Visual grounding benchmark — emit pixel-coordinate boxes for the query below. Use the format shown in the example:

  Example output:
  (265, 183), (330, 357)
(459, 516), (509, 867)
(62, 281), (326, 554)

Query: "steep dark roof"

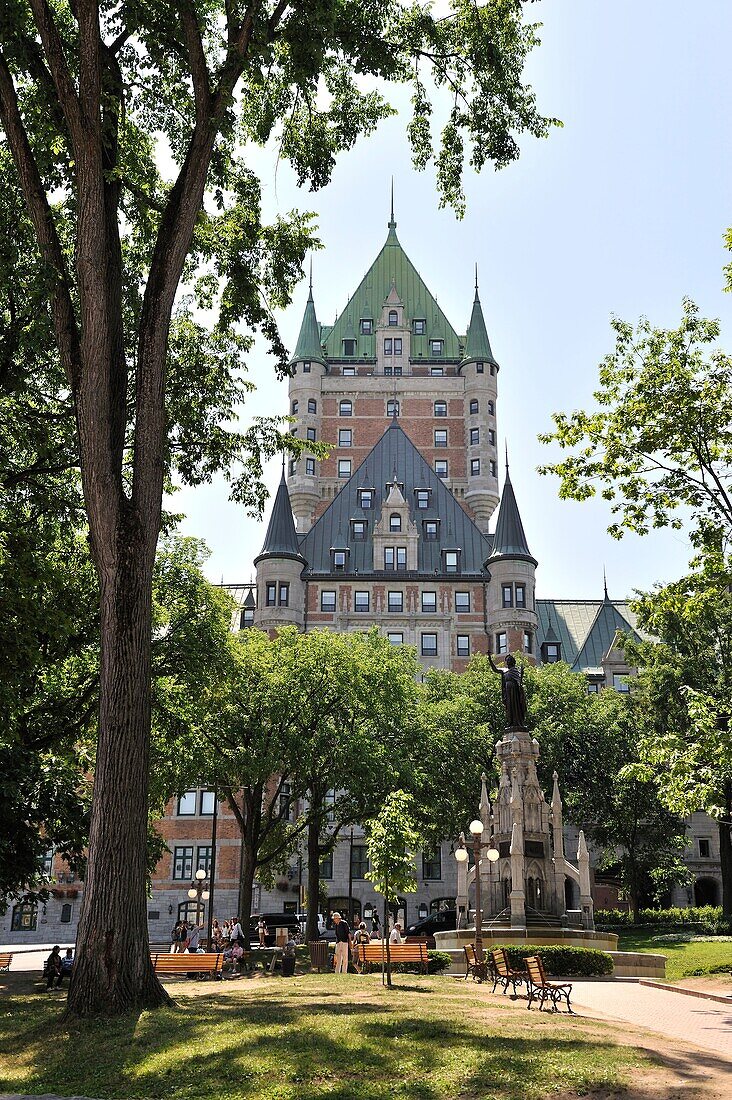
(490, 463), (535, 563)
(299, 421), (493, 576)
(536, 599), (644, 670)
(255, 469), (305, 565)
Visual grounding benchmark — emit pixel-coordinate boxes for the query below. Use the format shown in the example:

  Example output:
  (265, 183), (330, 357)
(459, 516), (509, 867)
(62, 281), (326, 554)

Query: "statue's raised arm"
(487, 651), (501, 675)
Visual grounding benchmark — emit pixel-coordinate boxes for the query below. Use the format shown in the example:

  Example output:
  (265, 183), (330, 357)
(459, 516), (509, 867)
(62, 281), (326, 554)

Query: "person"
(60, 948), (74, 980)
(175, 921), (188, 953)
(43, 945), (63, 990)
(371, 910), (380, 938)
(211, 919), (222, 949)
(389, 922), (403, 945)
(170, 919), (181, 952)
(282, 933), (297, 977)
(332, 911), (351, 974)
(352, 921), (370, 971)
(230, 915), (244, 948)
(187, 923), (201, 953)
(257, 917), (268, 947)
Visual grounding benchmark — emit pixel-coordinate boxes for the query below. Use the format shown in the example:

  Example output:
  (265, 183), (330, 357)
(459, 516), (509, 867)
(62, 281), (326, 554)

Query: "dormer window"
(423, 520), (439, 540)
(389, 513), (402, 532)
(387, 399), (400, 418)
(415, 488), (431, 510)
(430, 340), (443, 356)
(384, 546), (407, 570)
(442, 549), (460, 574)
(331, 547), (349, 570)
(413, 319), (426, 335)
(351, 520), (367, 540)
(343, 339), (356, 356)
(388, 310), (398, 326)
(240, 608), (254, 628)
(361, 319), (372, 335)
(541, 640), (561, 664)
(358, 488), (375, 509)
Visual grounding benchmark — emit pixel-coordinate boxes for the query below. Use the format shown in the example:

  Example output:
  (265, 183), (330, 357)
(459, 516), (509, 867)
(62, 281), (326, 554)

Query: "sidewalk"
(571, 978), (732, 1061)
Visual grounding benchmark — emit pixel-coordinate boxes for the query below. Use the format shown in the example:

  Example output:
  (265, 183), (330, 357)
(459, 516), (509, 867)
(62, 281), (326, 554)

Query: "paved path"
(571, 979), (732, 1060)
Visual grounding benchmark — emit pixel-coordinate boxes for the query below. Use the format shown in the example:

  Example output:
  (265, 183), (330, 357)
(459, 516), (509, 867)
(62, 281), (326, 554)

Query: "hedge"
(596, 906), (722, 927)
(360, 950), (453, 976)
(498, 944), (614, 977)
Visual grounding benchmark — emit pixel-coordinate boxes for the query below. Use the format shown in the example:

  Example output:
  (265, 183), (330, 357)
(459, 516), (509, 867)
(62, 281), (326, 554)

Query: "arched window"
(387, 399), (399, 418)
(339, 400), (352, 417)
(178, 901), (205, 925)
(11, 900), (37, 931)
(388, 309), (398, 326)
(389, 513), (402, 532)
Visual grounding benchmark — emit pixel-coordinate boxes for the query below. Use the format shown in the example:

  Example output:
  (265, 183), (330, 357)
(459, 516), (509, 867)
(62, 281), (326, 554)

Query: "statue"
(488, 652), (527, 729)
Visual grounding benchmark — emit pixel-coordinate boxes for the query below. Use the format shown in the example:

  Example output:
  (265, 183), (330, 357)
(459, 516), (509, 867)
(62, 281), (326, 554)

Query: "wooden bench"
(357, 942), (429, 974)
(525, 955), (573, 1013)
(490, 947), (525, 997)
(308, 941), (330, 973)
(0, 953), (12, 973)
(464, 943), (489, 982)
(151, 952), (223, 979)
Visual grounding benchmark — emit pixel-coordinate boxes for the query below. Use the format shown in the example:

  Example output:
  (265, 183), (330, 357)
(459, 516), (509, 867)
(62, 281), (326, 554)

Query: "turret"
(287, 264), (326, 532)
(487, 453), (539, 662)
(254, 464), (307, 634)
(462, 270), (500, 531)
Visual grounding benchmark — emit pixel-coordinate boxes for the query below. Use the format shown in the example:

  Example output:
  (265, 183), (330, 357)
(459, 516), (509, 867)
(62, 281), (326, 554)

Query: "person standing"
(257, 917), (268, 947)
(230, 915), (244, 948)
(371, 910), (380, 939)
(332, 912), (351, 974)
(352, 922), (370, 971)
(187, 923), (201, 953)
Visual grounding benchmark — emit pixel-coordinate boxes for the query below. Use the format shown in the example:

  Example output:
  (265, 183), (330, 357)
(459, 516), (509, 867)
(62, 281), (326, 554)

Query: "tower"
(461, 270), (500, 531)
(487, 455), (539, 661)
(253, 465), (307, 633)
(287, 266), (326, 532)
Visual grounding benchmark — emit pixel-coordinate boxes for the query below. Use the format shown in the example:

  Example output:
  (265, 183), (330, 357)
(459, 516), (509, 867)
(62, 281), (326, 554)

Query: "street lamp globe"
(187, 888), (197, 900)
(454, 846), (469, 863)
(469, 819), (484, 836)
(195, 868), (207, 881)
(201, 890), (210, 901)
(486, 847), (500, 862)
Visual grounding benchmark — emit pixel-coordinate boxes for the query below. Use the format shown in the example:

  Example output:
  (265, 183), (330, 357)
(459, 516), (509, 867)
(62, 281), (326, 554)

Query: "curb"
(639, 979), (732, 1005)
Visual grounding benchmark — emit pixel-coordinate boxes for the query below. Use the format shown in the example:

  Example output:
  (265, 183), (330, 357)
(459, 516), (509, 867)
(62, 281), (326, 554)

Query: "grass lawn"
(0, 972), (688, 1100)
(617, 930), (732, 982)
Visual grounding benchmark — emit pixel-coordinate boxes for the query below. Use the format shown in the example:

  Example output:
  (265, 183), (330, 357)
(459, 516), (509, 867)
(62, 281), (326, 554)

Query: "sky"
(170, 0), (732, 600)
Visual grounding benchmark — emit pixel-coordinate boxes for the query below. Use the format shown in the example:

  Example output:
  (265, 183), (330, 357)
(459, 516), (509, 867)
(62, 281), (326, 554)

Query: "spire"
(290, 262), (325, 365)
(389, 177), (396, 229)
(462, 274), (498, 367)
(490, 459), (536, 562)
(603, 567), (609, 602)
(254, 466), (304, 563)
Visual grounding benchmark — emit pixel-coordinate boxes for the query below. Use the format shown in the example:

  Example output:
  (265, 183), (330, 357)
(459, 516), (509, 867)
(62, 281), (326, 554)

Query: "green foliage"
(365, 790), (420, 904)
(596, 905), (724, 928)
(360, 950), (452, 975)
(499, 944), (614, 977)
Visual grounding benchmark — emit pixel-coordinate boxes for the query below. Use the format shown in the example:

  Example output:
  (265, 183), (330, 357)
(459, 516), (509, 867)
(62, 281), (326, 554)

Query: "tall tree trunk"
(384, 889), (392, 989)
(720, 781), (732, 917)
(238, 835), (257, 949)
(306, 812), (322, 943)
(65, 551), (169, 1016)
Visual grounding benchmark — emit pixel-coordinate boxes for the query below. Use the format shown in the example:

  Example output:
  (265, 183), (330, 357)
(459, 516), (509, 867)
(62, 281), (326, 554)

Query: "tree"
(365, 790), (420, 987)
(0, 0), (555, 1014)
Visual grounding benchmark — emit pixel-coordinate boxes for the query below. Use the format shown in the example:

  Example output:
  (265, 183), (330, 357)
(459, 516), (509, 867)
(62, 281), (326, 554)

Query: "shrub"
(499, 945), (614, 977)
(596, 906), (723, 928)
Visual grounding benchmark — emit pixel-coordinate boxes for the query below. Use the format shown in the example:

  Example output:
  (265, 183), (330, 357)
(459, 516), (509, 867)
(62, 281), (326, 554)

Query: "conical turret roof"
(290, 272), (325, 366)
(462, 277), (498, 367)
(490, 458), (536, 563)
(254, 467), (306, 564)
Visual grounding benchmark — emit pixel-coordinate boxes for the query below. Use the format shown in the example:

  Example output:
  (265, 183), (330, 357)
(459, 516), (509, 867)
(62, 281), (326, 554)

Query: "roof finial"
(281, 450), (286, 477)
(475, 262), (479, 292)
(603, 566), (609, 601)
(505, 441), (509, 472)
(389, 177), (396, 230)
(308, 255), (313, 293)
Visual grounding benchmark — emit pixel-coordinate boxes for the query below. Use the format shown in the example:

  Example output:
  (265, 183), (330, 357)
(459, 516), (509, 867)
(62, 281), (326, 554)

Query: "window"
(384, 365), (392, 376)
(502, 584), (513, 608)
(279, 782), (292, 820)
(343, 338), (356, 356)
(423, 520), (439, 540)
(359, 488), (374, 509)
(388, 591), (404, 613)
(196, 846), (212, 875)
(325, 789), (337, 822)
(613, 673), (630, 693)
(178, 901), (205, 925)
(384, 546), (407, 570)
(387, 399), (400, 418)
(490, 364), (495, 375)
(443, 550), (459, 573)
(240, 607), (254, 628)
(414, 318), (426, 335)
(177, 791), (197, 816)
(476, 362), (484, 374)
(469, 399), (479, 414)
(321, 590), (336, 612)
(307, 398), (317, 414)
(430, 366), (444, 376)
(389, 513), (402, 532)
(544, 643), (560, 663)
(435, 460), (448, 478)
(361, 318), (372, 334)
(339, 400), (352, 416)
(200, 790), (216, 815)
(470, 459), (480, 476)
(457, 635), (470, 657)
(421, 591), (437, 613)
(394, 338), (402, 355)
(291, 399), (298, 414)
(351, 520), (367, 540)
(320, 852), (333, 879)
(306, 458), (316, 475)
(338, 459), (351, 478)
(490, 460), (497, 477)
(266, 583), (277, 607)
(422, 850), (442, 879)
(332, 549), (347, 570)
(42, 848), (54, 877)
(289, 459), (296, 477)
(434, 401), (447, 417)
(587, 682), (600, 694)
(394, 365), (402, 376)
(343, 366), (356, 376)
(523, 631), (533, 654)
(339, 429), (352, 447)
(496, 632), (508, 655)
(434, 429), (447, 448)
(430, 340), (443, 356)
(416, 489), (430, 509)
(307, 427), (317, 442)
(384, 338), (393, 355)
(388, 632), (404, 646)
(11, 901), (37, 931)
(388, 310), (398, 326)
(488, 400), (495, 415)
(351, 844), (369, 878)
(303, 361), (311, 373)
(699, 838), (711, 858)
(488, 429), (496, 445)
(421, 633), (438, 657)
(455, 591), (470, 612)
(397, 547), (407, 569)
(60, 903), (73, 924)
(470, 428), (479, 445)
(173, 846), (194, 880)
(354, 591), (370, 612)
(278, 583), (289, 607)
(515, 584), (526, 609)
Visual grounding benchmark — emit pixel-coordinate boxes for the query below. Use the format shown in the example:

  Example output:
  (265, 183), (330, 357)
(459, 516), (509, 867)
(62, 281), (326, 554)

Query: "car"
(404, 909), (456, 948)
(249, 913), (300, 947)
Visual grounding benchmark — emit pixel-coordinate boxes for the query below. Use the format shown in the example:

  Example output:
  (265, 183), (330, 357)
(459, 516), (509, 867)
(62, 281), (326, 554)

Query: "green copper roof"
(536, 599), (643, 671)
(463, 286), (498, 366)
(323, 219), (463, 361)
(290, 278), (326, 365)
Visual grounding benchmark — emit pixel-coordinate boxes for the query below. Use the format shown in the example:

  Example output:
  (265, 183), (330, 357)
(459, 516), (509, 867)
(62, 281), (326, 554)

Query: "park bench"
(525, 955), (573, 1013)
(356, 942), (429, 974)
(150, 952), (223, 979)
(490, 947), (525, 997)
(0, 953), (12, 973)
(308, 941), (330, 973)
(463, 943), (489, 982)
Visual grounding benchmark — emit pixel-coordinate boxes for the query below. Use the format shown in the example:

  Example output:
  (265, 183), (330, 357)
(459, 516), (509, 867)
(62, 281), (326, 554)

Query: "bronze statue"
(488, 652), (527, 729)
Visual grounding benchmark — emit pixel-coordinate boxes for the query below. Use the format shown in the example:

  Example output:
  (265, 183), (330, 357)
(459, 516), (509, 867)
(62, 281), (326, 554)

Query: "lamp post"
(187, 867), (210, 933)
(454, 820), (500, 961)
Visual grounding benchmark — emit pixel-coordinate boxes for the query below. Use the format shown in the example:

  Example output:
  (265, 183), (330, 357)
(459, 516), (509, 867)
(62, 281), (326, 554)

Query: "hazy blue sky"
(171, 1), (732, 599)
